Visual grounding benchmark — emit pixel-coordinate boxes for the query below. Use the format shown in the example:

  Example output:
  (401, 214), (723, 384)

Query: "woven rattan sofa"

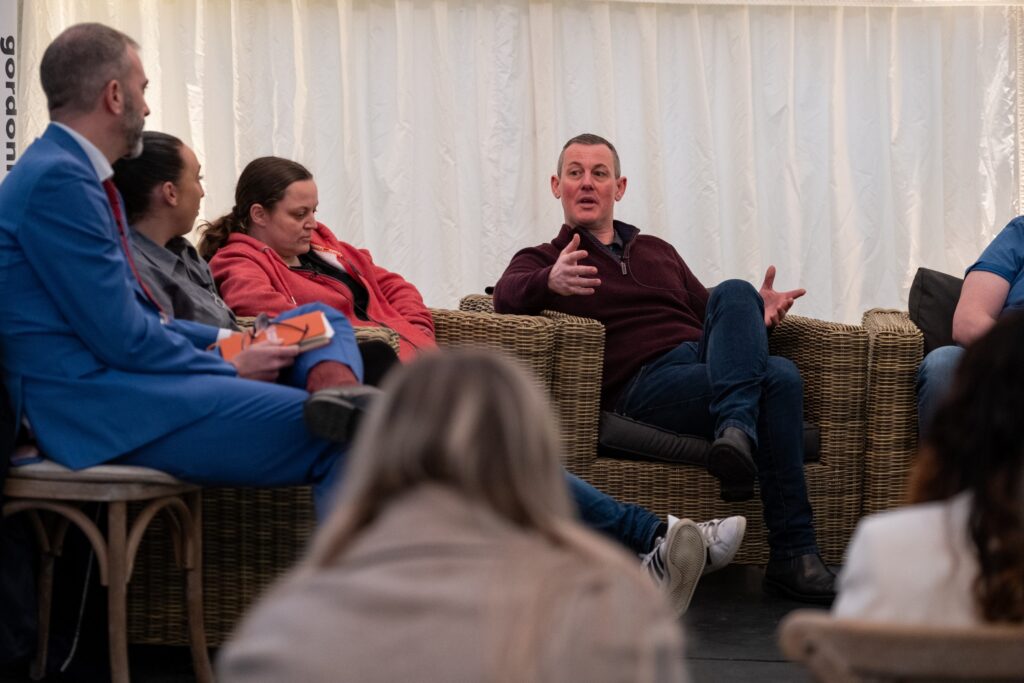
(126, 304), (923, 646)
(457, 296), (905, 567)
(455, 300), (924, 560)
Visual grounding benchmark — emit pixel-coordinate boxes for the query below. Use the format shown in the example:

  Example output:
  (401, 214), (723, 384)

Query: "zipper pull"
(620, 260), (627, 275)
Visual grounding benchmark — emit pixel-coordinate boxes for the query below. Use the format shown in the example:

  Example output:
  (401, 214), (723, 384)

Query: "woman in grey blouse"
(113, 130), (237, 329)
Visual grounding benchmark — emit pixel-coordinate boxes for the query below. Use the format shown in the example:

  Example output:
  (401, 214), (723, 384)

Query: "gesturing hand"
(548, 233), (602, 296)
(759, 265), (806, 329)
(229, 341), (301, 382)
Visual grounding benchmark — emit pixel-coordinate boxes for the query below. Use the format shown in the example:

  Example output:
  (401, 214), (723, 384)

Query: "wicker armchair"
(459, 295), (874, 566)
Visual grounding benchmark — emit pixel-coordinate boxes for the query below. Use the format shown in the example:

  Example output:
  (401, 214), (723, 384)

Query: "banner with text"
(0, 0), (16, 182)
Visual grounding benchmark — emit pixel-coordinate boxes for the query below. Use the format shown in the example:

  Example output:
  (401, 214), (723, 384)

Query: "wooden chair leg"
(29, 545), (56, 680)
(107, 501), (130, 683)
(184, 491), (213, 683)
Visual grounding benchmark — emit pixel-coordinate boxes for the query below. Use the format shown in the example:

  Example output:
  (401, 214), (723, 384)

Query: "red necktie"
(102, 178), (167, 318)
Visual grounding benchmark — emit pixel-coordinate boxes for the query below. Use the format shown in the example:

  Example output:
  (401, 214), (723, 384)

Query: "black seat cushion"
(908, 267), (964, 355)
(598, 411), (821, 465)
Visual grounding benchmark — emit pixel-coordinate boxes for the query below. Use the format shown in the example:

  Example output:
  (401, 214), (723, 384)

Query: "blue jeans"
(566, 472), (661, 554)
(916, 345), (963, 440)
(118, 303), (364, 522)
(615, 280), (818, 560)
(278, 303), (364, 386)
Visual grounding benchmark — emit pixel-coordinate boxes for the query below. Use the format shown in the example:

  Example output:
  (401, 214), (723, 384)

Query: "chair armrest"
(769, 314), (870, 459)
(539, 310), (605, 469)
(860, 308), (923, 515)
(453, 298), (604, 466)
(457, 294), (496, 314)
(353, 325), (400, 355)
(767, 314), (870, 560)
(768, 314), (870, 464)
(430, 308), (555, 395)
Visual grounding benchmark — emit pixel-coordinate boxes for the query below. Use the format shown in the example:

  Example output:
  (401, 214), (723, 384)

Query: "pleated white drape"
(16, 1), (1021, 322)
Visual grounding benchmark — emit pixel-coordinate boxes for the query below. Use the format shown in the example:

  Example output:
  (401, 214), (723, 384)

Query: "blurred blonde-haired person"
(218, 350), (689, 682)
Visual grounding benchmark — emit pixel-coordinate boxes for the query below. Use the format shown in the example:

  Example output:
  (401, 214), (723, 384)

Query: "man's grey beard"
(121, 91), (145, 159)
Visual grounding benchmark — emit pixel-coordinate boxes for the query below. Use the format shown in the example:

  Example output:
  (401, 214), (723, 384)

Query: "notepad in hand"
(213, 310), (335, 361)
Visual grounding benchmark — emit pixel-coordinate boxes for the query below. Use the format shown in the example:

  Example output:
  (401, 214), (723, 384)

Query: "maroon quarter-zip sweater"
(494, 221), (709, 410)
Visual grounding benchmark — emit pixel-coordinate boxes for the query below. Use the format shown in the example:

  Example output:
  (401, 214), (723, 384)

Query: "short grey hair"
(557, 133), (621, 178)
(40, 23), (138, 116)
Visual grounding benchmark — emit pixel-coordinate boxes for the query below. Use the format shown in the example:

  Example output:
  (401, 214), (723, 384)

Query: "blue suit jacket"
(0, 124), (236, 468)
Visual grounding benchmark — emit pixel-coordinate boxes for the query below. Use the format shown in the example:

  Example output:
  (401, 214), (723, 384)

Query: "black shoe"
(763, 553), (836, 605)
(708, 427), (757, 502)
(303, 385), (382, 443)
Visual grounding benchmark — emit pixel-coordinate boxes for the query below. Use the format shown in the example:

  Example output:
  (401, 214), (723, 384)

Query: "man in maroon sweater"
(494, 134), (835, 604)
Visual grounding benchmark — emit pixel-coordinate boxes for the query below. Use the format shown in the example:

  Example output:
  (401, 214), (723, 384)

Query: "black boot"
(303, 385), (382, 443)
(763, 553), (836, 605)
(708, 427), (757, 502)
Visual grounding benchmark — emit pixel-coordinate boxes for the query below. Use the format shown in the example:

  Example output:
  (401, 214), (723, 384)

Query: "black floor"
(0, 564), (822, 682)
(685, 564), (817, 682)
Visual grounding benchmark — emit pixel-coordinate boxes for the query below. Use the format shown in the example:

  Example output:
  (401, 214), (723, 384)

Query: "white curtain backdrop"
(16, 1), (1021, 322)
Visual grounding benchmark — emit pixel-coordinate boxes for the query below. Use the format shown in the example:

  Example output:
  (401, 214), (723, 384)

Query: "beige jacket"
(218, 485), (687, 682)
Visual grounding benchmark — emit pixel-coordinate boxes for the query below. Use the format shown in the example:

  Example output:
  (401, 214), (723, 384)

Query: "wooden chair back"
(779, 609), (1024, 682)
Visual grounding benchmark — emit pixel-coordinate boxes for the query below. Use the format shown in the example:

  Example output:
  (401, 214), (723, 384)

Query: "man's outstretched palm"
(760, 265), (806, 328)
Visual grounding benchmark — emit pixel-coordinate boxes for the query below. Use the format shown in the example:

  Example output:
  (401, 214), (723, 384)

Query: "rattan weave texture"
(861, 309), (923, 515)
(458, 296), (871, 565)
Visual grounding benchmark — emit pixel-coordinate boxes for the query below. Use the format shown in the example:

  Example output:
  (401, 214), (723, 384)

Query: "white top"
(833, 491), (980, 626)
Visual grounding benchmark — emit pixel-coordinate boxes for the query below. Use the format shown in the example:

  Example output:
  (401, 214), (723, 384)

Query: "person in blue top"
(0, 22), (364, 518)
(917, 216), (1024, 436)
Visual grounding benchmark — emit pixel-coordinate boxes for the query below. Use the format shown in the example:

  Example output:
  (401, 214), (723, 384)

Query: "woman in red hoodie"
(201, 157), (435, 362)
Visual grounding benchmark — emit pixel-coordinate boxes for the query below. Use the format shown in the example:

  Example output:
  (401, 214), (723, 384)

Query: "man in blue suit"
(0, 23), (358, 516)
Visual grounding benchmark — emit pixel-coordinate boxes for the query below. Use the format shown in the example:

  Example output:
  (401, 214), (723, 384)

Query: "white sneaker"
(641, 518), (705, 616)
(696, 515), (746, 575)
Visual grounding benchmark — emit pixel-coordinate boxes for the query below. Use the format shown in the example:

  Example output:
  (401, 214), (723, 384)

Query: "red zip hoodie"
(210, 223), (435, 361)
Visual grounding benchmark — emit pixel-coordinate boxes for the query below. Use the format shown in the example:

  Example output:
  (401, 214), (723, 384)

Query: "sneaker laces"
(640, 536), (668, 583)
(696, 519), (720, 565)
(696, 518), (722, 544)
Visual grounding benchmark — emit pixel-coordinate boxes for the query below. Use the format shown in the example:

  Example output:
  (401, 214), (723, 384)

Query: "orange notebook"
(212, 310), (335, 361)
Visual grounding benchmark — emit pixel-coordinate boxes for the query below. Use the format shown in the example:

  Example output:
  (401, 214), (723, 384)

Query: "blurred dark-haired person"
(834, 312), (1024, 625)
